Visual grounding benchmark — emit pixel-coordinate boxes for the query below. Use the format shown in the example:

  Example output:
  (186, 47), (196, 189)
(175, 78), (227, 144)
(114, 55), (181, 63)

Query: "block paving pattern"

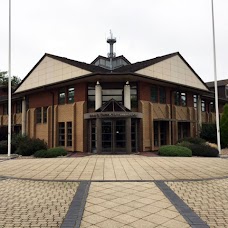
(80, 182), (190, 228)
(0, 179), (78, 228)
(167, 179), (228, 228)
(1, 156), (228, 181)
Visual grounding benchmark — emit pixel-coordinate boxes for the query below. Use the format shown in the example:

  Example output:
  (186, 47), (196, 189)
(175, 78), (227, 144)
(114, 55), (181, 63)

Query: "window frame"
(67, 122), (72, 147)
(68, 87), (75, 103)
(58, 88), (66, 104)
(58, 122), (65, 146)
(36, 107), (42, 123)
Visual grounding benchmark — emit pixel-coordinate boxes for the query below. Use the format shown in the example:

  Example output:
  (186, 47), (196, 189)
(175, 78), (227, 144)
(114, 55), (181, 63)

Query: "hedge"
(158, 145), (192, 157)
(34, 147), (67, 158)
(188, 144), (219, 157)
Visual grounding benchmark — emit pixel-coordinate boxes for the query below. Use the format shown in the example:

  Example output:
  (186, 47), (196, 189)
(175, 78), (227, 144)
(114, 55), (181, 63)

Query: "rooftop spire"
(107, 30), (116, 70)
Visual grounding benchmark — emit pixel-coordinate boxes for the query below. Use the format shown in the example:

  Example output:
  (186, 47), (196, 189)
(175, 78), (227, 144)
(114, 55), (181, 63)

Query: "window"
(181, 93), (187, 106)
(151, 86), (158, 103)
(58, 122), (65, 146)
(178, 122), (190, 140)
(16, 101), (22, 113)
(58, 88), (66, 104)
(131, 84), (138, 108)
(102, 89), (123, 104)
(36, 107), (42, 123)
(209, 101), (215, 112)
(193, 95), (198, 109)
(43, 107), (48, 123)
(201, 100), (206, 112)
(226, 84), (228, 99)
(154, 121), (167, 147)
(174, 91), (187, 106)
(88, 84), (95, 108)
(68, 87), (74, 103)
(159, 87), (166, 104)
(3, 104), (8, 115)
(67, 122), (72, 147)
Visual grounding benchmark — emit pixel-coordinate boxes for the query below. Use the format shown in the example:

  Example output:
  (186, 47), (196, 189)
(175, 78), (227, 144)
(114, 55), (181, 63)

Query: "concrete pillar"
(21, 98), (26, 135)
(197, 95), (202, 129)
(126, 118), (132, 153)
(124, 81), (131, 110)
(95, 81), (102, 110)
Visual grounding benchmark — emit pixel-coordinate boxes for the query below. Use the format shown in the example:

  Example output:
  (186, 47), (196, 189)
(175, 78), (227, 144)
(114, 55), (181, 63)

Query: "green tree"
(220, 104), (228, 148)
(0, 70), (21, 87)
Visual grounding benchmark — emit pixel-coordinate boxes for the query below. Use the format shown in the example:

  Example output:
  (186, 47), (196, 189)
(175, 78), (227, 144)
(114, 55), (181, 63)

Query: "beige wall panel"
(15, 56), (91, 93)
(15, 113), (22, 125)
(176, 106), (188, 120)
(57, 104), (74, 122)
(36, 124), (48, 143)
(136, 55), (208, 91)
(2, 115), (8, 125)
(153, 104), (167, 119)
(75, 101), (85, 152)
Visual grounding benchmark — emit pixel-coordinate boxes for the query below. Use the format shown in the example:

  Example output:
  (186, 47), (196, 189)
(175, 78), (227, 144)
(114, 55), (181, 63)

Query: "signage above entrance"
(84, 112), (143, 119)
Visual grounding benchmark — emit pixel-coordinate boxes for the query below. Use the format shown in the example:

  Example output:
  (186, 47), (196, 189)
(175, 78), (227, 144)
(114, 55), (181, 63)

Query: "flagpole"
(8, 0), (11, 157)
(211, 0), (221, 154)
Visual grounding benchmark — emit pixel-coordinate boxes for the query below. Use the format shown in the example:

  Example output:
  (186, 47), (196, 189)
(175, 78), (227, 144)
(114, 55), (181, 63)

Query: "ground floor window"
(58, 122), (65, 146)
(178, 122), (190, 140)
(154, 121), (168, 147)
(67, 122), (72, 147)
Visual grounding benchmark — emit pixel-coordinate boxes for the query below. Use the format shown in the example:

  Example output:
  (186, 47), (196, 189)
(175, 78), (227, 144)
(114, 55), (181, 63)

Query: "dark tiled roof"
(91, 55), (131, 65)
(113, 52), (178, 72)
(46, 53), (108, 73)
(206, 79), (228, 87)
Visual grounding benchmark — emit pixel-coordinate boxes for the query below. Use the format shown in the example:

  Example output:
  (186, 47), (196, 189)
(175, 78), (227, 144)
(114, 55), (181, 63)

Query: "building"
(206, 79), (228, 100)
(0, 36), (227, 153)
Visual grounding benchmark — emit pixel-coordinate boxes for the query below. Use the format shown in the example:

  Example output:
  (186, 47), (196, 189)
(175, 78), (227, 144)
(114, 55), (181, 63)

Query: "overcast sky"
(0, 0), (227, 83)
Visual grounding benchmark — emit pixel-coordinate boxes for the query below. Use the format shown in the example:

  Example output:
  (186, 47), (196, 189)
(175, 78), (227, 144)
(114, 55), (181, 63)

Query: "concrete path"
(0, 155), (228, 227)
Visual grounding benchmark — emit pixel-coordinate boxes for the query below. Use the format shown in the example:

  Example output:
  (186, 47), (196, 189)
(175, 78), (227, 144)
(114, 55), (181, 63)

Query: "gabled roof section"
(96, 99), (131, 112)
(113, 52), (178, 72)
(15, 53), (107, 93)
(207, 79), (228, 88)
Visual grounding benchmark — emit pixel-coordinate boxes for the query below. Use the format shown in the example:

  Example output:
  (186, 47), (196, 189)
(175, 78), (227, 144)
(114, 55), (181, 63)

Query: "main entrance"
(102, 120), (126, 153)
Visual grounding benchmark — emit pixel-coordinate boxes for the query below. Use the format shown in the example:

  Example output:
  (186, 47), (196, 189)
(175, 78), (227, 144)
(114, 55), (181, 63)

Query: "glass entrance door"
(101, 120), (126, 153)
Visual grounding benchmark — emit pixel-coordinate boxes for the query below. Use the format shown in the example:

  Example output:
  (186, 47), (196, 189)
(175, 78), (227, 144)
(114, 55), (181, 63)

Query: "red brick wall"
(138, 82), (150, 101)
(29, 91), (53, 108)
(187, 92), (194, 107)
(75, 83), (87, 102)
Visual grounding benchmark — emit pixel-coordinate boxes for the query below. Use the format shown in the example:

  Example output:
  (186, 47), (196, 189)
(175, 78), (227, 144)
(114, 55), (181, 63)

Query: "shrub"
(200, 124), (217, 144)
(188, 144), (219, 157)
(15, 136), (47, 156)
(178, 137), (205, 145)
(158, 145), (192, 157)
(0, 140), (8, 154)
(221, 104), (228, 148)
(176, 141), (193, 148)
(34, 147), (67, 158)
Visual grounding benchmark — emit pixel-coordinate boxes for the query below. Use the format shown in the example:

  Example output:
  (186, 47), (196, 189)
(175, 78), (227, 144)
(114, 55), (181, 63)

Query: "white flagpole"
(8, 0), (11, 157)
(211, 0), (221, 154)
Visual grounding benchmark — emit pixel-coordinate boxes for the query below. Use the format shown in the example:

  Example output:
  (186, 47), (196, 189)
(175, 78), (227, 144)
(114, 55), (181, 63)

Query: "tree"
(0, 70), (21, 87)
(220, 104), (228, 148)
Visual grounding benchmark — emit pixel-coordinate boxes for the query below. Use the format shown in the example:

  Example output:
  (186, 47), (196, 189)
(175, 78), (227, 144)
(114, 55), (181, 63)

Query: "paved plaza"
(0, 155), (228, 227)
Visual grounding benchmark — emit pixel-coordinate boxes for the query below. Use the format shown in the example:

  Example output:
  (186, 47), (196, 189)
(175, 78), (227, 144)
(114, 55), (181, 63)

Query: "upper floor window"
(68, 87), (74, 103)
(43, 107), (48, 123)
(226, 84), (228, 99)
(36, 107), (42, 123)
(151, 86), (166, 104)
(193, 95), (198, 109)
(58, 88), (66, 104)
(209, 101), (215, 112)
(88, 84), (95, 108)
(201, 100), (206, 112)
(131, 84), (138, 108)
(16, 101), (22, 113)
(151, 86), (158, 103)
(174, 91), (187, 106)
(3, 103), (8, 115)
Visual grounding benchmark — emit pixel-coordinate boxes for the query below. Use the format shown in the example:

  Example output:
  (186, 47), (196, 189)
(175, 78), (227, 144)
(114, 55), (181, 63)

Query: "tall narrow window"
(16, 101), (22, 113)
(154, 121), (159, 147)
(201, 100), (206, 112)
(88, 84), (95, 108)
(174, 91), (180, 105)
(43, 107), (48, 123)
(151, 86), (158, 103)
(67, 122), (72, 147)
(36, 107), (42, 123)
(181, 92), (187, 106)
(159, 87), (166, 104)
(68, 87), (74, 103)
(193, 95), (198, 109)
(58, 122), (65, 146)
(3, 104), (8, 115)
(226, 84), (228, 99)
(131, 84), (138, 108)
(58, 88), (66, 104)
(209, 101), (215, 112)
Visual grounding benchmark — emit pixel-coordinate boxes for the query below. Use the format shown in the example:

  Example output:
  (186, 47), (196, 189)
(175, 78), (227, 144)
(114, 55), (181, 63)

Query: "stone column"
(197, 95), (202, 129)
(124, 81), (131, 110)
(126, 118), (132, 153)
(21, 98), (26, 135)
(95, 81), (102, 110)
